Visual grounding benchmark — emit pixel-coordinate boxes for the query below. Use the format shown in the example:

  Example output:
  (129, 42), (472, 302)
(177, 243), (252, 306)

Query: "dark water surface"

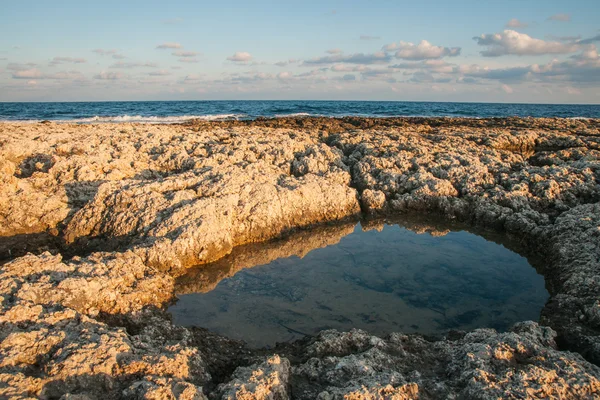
(1, 100), (599, 122)
(169, 220), (549, 348)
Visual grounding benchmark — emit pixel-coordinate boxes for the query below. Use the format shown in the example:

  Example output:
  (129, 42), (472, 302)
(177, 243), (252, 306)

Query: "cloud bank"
(383, 40), (461, 60)
(474, 30), (579, 56)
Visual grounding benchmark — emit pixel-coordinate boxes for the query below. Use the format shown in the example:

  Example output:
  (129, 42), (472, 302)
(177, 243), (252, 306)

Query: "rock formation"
(0, 117), (599, 398)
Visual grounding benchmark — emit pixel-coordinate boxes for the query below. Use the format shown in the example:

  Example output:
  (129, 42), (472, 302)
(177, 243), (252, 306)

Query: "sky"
(1, 0), (599, 103)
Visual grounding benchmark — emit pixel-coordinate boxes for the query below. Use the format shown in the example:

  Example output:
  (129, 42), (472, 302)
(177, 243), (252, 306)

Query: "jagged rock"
(0, 304), (210, 399)
(0, 252), (173, 316)
(291, 324), (600, 399)
(360, 189), (386, 212)
(215, 355), (290, 400)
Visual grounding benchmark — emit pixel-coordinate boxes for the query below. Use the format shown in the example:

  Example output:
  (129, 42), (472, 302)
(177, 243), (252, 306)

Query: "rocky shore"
(1, 117), (599, 399)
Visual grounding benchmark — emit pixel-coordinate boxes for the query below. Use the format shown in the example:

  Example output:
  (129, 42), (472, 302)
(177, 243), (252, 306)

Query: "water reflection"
(170, 217), (549, 348)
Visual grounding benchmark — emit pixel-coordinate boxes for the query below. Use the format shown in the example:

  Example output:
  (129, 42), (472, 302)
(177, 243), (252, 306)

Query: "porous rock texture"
(0, 117), (599, 399)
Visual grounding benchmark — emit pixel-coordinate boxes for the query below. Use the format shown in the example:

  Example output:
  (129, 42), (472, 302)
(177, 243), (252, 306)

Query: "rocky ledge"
(0, 117), (599, 399)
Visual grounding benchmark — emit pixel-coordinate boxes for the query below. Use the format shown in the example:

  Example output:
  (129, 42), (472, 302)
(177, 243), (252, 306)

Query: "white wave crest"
(0, 114), (249, 124)
(64, 114), (247, 123)
(273, 112), (316, 118)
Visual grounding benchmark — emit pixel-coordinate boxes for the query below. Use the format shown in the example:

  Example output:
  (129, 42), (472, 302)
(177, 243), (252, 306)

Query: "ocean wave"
(65, 114), (248, 123)
(273, 112), (320, 118)
(0, 114), (249, 124)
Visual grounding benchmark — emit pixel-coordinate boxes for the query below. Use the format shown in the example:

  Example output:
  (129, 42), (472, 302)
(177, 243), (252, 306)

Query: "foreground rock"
(0, 117), (599, 398)
(288, 324), (600, 399)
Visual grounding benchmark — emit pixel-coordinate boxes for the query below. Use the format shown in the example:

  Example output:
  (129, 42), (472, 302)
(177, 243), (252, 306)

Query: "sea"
(0, 100), (599, 122)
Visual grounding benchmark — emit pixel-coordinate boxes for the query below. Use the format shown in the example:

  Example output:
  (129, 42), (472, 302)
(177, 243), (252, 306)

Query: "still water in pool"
(169, 219), (549, 348)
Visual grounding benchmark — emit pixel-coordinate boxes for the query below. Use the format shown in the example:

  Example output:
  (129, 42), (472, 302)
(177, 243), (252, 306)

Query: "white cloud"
(172, 51), (200, 57)
(326, 48), (343, 54)
(383, 40), (461, 60)
(474, 30), (579, 56)
(459, 49), (600, 84)
(571, 44), (599, 61)
(329, 64), (393, 81)
(227, 52), (253, 62)
(501, 84), (514, 93)
(547, 14), (570, 22)
(304, 52), (391, 65)
(390, 59), (455, 73)
(112, 54), (126, 60)
(178, 58), (199, 63)
(156, 42), (182, 49)
(506, 18), (527, 28)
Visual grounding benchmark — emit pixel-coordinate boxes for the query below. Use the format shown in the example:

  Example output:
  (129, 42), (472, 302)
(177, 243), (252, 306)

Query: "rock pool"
(170, 219), (549, 347)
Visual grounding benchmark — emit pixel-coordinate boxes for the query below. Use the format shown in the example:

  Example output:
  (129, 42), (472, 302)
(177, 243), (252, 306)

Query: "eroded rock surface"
(1, 118), (599, 398)
(289, 323), (600, 399)
(215, 355), (290, 400)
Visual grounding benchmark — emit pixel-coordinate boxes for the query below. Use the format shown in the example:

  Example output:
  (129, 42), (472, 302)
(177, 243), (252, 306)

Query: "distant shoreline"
(0, 115), (598, 125)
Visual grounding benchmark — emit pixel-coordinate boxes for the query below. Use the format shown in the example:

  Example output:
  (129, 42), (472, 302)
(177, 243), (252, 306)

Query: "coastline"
(1, 117), (599, 398)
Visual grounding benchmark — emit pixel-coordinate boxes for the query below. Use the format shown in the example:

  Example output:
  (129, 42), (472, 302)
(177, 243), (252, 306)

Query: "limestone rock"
(215, 355), (290, 400)
(1, 118), (600, 398)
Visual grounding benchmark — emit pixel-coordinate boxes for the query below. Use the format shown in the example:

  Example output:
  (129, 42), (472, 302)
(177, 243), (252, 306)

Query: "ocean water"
(169, 220), (549, 348)
(0, 100), (598, 122)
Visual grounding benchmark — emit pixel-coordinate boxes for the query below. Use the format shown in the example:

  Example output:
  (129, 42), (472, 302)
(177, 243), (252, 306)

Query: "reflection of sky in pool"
(169, 221), (549, 348)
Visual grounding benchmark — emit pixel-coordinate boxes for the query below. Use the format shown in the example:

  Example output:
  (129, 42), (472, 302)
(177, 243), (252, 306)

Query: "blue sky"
(1, 0), (599, 103)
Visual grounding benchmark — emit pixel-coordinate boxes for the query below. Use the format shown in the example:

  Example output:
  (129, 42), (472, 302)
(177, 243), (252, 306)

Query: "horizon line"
(1, 99), (599, 106)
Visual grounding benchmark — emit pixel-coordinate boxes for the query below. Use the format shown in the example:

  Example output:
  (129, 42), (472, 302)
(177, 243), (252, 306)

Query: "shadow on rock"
(15, 153), (55, 178)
